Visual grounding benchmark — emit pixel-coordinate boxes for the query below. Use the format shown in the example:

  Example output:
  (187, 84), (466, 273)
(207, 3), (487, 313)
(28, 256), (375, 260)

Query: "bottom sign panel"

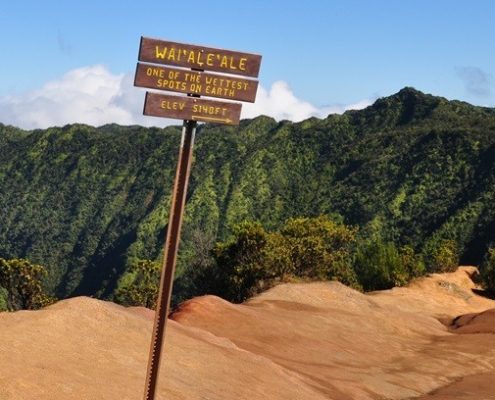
(143, 92), (242, 125)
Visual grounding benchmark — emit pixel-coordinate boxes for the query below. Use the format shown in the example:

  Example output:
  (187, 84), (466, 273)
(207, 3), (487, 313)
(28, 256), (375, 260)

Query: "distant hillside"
(1, 87), (495, 299)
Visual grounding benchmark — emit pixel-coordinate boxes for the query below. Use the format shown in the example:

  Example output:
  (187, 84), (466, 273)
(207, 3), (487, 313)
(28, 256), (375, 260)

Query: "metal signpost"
(134, 36), (261, 400)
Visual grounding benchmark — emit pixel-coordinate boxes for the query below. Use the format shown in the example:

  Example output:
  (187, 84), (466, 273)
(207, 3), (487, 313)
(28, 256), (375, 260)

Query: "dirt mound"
(1, 267), (495, 399)
(450, 308), (495, 334)
(410, 371), (495, 399)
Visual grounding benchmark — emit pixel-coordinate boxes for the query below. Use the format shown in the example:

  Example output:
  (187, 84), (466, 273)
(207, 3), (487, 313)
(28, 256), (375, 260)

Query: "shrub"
(277, 216), (359, 288)
(0, 257), (56, 311)
(114, 260), (161, 309)
(0, 287), (8, 312)
(186, 217), (426, 303)
(400, 245), (426, 278)
(202, 217), (361, 303)
(427, 239), (459, 272)
(480, 247), (495, 291)
(354, 241), (425, 291)
(354, 240), (402, 291)
(212, 221), (270, 302)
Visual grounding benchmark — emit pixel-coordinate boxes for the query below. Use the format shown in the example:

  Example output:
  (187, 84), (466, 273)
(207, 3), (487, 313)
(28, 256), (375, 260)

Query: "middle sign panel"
(135, 63), (258, 103)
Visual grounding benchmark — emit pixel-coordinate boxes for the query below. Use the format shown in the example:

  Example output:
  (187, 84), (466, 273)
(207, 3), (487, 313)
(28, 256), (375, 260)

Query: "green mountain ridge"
(1, 87), (495, 299)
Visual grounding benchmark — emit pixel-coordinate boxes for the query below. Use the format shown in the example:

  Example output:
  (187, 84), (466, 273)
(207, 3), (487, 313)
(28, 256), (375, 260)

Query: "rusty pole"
(143, 119), (197, 400)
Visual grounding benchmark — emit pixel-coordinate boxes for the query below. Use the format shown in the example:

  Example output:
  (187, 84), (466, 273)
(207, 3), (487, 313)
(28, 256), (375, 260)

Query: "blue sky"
(0, 0), (494, 128)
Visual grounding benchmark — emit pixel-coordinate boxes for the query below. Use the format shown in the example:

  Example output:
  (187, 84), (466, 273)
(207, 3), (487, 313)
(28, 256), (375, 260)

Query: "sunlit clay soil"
(1, 267), (494, 399)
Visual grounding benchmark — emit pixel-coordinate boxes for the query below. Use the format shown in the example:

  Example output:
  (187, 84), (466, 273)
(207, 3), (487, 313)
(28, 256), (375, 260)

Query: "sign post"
(143, 118), (196, 400)
(134, 37), (261, 400)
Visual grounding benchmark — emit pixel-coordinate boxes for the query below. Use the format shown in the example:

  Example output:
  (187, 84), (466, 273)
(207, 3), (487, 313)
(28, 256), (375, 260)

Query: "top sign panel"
(139, 37), (262, 78)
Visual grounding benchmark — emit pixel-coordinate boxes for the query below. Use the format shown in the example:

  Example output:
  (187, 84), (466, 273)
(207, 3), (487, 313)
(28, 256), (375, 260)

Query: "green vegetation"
(1, 87), (495, 303)
(354, 240), (424, 291)
(481, 247), (495, 291)
(177, 216), (422, 304)
(424, 239), (460, 273)
(115, 259), (161, 309)
(0, 257), (56, 311)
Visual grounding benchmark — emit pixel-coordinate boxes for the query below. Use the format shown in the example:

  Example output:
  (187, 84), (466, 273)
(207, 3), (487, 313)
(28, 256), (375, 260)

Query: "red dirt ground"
(1, 266), (494, 399)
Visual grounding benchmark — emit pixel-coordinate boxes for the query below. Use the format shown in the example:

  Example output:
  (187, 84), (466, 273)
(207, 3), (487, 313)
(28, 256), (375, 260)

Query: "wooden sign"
(143, 92), (242, 125)
(137, 36), (262, 400)
(134, 63), (258, 103)
(139, 37), (262, 78)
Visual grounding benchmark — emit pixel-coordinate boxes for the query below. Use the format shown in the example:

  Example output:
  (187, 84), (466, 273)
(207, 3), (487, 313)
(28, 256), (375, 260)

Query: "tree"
(354, 240), (402, 291)
(426, 239), (459, 272)
(264, 232), (292, 280)
(114, 260), (161, 309)
(278, 216), (359, 288)
(480, 247), (495, 291)
(172, 228), (216, 305)
(212, 221), (270, 302)
(0, 287), (8, 312)
(354, 240), (424, 291)
(201, 217), (361, 303)
(400, 245), (425, 278)
(0, 257), (56, 311)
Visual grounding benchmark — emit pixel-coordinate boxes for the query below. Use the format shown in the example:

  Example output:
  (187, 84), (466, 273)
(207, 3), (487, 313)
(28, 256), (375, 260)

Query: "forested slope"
(1, 87), (495, 299)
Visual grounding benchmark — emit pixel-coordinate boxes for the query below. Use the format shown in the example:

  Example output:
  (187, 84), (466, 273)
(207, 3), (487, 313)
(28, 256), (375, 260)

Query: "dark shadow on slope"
(471, 288), (495, 301)
(70, 229), (138, 298)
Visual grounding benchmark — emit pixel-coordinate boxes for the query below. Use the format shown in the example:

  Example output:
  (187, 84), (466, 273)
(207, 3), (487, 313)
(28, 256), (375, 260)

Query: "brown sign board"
(139, 37), (262, 78)
(135, 63), (258, 103)
(144, 92), (242, 125)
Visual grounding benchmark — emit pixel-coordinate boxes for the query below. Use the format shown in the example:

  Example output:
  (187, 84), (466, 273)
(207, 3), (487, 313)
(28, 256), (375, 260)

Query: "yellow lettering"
(147, 68), (164, 78)
(191, 104), (229, 117)
(185, 73), (200, 83)
(187, 51), (196, 64)
(155, 46), (167, 59)
(218, 56), (243, 71)
(168, 70), (180, 80)
(239, 58), (247, 71)
(220, 56), (228, 69)
(206, 53), (214, 66)
(160, 100), (185, 110)
(168, 48), (176, 61)
(196, 51), (204, 67)
(190, 84), (202, 93)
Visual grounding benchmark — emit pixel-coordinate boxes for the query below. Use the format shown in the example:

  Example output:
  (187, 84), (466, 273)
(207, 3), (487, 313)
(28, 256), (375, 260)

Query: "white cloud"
(0, 65), (372, 129)
(242, 81), (321, 121)
(242, 80), (372, 121)
(0, 65), (163, 129)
